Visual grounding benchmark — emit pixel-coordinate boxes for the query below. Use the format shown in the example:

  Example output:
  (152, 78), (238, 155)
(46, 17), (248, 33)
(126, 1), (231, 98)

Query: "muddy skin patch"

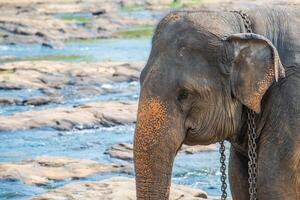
(245, 67), (275, 113)
(135, 97), (168, 152)
(162, 12), (181, 24)
(134, 97), (170, 182)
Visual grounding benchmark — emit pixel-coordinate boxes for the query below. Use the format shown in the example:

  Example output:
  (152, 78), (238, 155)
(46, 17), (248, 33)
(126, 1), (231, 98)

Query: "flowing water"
(0, 38), (151, 62)
(0, 13), (230, 199)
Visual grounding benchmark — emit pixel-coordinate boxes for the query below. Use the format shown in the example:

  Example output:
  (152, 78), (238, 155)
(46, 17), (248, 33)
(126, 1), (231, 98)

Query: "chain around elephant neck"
(219, 10), (258, 200)
(235, 10), (258, 200)
(238, 10), (258, 200)
(219, 141), (227, 200)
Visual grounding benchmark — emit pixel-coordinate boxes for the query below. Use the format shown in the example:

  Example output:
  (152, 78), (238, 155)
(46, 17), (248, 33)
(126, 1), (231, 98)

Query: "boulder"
(0, 156), (131, 185)
(0, 61), (143, 90)
(105, 143), (133, 161)
(22, 96), (59, 106)
(0, 101), (137, 131)
(0, 0), (157, 46)
(180, 144), (217, 154)
(105, 143), (217, 161)
(30, 176), (215, 200)
(0, 97), (21, 105)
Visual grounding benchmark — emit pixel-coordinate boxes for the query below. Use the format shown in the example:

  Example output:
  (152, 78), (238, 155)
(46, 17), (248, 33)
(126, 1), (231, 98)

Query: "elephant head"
(134, 11), (285, 199)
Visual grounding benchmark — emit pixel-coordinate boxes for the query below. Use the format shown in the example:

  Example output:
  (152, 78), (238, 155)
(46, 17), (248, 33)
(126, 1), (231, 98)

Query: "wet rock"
(30, 176), (214, 200)
(0, 0), (298, 46)
(180, 144), (217, 154)
(22, 96), (58, 106)
(92, 9), (106, 16)
(105, 143), (217, 161)
(105, 143), (133, 161)
(0, 0), (157, 46)
(0, 95), (61, 106)
(0, 101), (137, 131)
(0, 156), (131, 185)
(0, 97), (21, 105)
(0, 61), (144, 90)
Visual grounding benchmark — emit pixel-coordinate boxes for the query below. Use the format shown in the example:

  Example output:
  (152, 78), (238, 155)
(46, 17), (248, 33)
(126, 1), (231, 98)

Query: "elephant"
(133, 7), (300, 200)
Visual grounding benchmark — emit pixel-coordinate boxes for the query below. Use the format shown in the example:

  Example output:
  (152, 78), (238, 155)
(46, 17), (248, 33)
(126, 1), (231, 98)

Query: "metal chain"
(234, 10), (253, 33)
(247, 109), (258, 200)
(219, 141), (227, 200)
(236, 10), (258, 200)
(219, 10), (258, 200)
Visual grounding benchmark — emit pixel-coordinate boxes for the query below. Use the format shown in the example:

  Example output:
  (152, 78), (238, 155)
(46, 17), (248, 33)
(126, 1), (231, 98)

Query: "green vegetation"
(112, 25), (154, 38)
(0, 68), (14, 74)
(170, 0), (203, 8)
(44, 184), (59, 190)
(120, 4), (145, 12)
(57, 13), (93, 23)
(26, 54), (85, 61)
(64, 38), (101, 44)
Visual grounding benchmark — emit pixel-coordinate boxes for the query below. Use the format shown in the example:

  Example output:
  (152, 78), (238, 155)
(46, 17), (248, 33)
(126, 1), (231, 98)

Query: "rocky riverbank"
(0, 101), (137, 131)
(30, 177), (220, 200)
(105, 143), (217, 161)
(0, 0), (297, 48)
(2, 1), (298, 199)
(0, 59), (223, 199)
(0, 0), (160, 48)
(0, 156), (131, 185)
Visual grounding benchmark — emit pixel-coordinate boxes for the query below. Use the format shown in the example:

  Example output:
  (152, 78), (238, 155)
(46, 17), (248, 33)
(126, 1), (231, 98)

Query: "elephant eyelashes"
(177, 90), (189, 103)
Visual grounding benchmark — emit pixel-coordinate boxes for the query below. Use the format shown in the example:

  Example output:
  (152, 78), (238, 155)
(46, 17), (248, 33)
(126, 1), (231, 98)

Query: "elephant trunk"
(134, 96), (184, 199)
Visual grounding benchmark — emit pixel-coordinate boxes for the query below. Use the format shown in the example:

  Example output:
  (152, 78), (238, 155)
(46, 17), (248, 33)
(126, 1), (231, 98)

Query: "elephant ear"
(225, 33), (285, 113)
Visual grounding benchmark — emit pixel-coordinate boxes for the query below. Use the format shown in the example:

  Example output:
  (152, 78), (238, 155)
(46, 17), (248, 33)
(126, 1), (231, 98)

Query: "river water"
(0, 36), (230, 199)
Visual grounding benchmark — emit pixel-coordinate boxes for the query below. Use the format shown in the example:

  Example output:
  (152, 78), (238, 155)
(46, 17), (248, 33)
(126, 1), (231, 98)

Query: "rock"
(180, 144), (217, 154)
(92, 9), (106, 16)
(0, 156), (131, 185)
(105, 143), (217, 161)
(105, 143), (133, 161)
(0, 0), (157, 46)
(0, 97), (21, 105)
(0, 101), (137, 131)
(0, 0), (298, 46)
(0, 61), (143, 90)
(22, 96), (58, 106)
(30, 176), (213, 200)
(0, 96), (61, 106)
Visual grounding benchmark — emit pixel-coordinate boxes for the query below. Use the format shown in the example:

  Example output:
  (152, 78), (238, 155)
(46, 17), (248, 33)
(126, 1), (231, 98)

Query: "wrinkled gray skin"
(134, 7), (300, 200)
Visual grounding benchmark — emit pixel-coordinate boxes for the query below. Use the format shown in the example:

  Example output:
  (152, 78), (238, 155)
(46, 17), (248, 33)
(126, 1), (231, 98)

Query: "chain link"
(247, 109), (258, 200)
(239, 10), (259, 200)
(219, 10), (258, 200)
(235, 10), (253, 33)
(219, 141), (227, 200)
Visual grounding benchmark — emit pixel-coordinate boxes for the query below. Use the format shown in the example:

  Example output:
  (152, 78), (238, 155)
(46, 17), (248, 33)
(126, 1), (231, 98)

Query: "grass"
(26, 54), (84, 61)
(0, 68), (14, 74)
(64, 38), (101, 45)
(57, 13), (93, 23)
(112, 25), (154, 38)
(120, 4), (145, 12)
(170, 0), (203, 8)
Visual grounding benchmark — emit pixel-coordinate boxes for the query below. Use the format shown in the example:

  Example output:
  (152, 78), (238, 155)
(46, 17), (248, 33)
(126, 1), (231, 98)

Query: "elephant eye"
(177, 90), (189, 102)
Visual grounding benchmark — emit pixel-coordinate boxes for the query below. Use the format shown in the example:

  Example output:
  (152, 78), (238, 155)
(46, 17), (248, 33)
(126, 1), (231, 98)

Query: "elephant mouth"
(175, 140), (185, 155)
(184, 128), (218, 145)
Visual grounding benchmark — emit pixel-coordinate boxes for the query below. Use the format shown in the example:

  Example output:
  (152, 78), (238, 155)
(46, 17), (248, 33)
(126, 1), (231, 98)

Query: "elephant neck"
(229, 106), (263, 157)
(228, 109), (245, 157)
(229, 81), (286, 157)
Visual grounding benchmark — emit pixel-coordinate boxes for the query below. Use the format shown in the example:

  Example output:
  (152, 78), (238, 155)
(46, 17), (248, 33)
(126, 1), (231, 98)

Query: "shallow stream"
(0, 10), (230, 199)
